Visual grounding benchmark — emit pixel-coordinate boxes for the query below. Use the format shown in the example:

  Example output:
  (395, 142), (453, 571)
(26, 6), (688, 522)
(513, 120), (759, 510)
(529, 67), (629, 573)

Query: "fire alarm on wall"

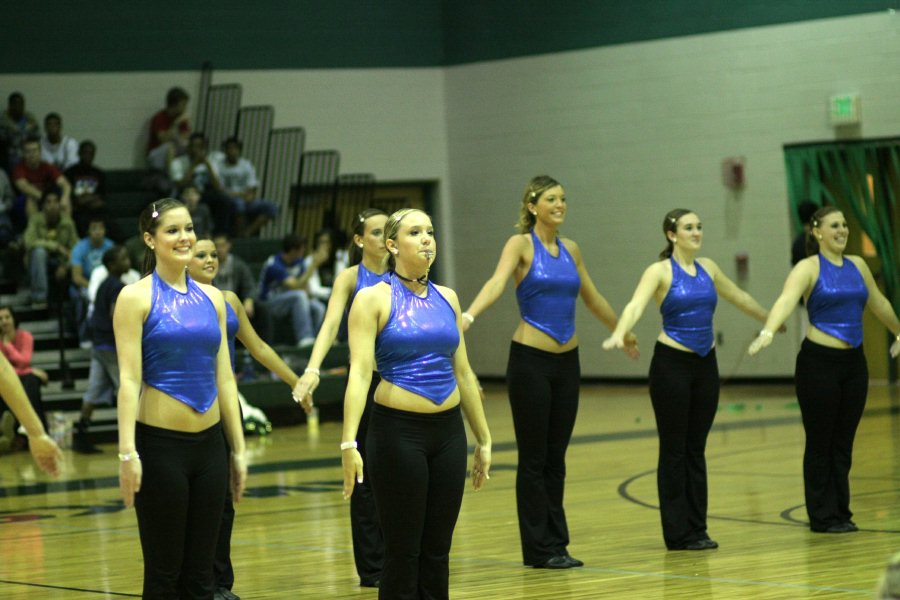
(721, 156), (745, 190)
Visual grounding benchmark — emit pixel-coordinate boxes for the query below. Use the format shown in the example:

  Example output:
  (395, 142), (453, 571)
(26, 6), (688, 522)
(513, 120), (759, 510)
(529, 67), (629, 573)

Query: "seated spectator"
(0, 168), (13, 247)
(40, 113), (79, 170)
(304, 228), (348, 304)
(181, 185), (213, 238)
(73, 246), (131, 454)
(169, 133), (233, 235)
(146, 86), (190, 172)
(213, 137), (279, 237)
(70, 217), (114, 342)
(212, 233), (257, 318)
(258, 233), (325, 347)
(64, 140), (106, 236)
(13, 135), (72, 227)
(0, 305), (48, 434)
(0, 92), (40, 174)
(23, 188), (77, 306)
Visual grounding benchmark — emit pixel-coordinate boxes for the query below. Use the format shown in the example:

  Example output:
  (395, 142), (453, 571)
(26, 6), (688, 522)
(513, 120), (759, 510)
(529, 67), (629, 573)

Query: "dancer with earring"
(188, 235), (311, 600)
(341, 208), (491, 599)
(115, 199), (247, 598)
(293, 209), (388, 588)
(463, 175), (636, 568)
(749, 206), (900, 533)
(603, 208), (774, 550)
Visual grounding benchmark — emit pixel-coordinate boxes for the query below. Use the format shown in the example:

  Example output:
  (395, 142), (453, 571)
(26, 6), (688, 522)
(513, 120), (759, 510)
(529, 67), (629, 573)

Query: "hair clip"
(530, 191), (537, 199)
(151, 203), (159, 219)
(358, 213), (366, 223)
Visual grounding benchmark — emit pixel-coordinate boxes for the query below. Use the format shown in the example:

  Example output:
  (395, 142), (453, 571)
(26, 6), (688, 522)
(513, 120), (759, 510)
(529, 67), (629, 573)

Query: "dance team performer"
(294, 208), (388, 588)
(115, 199), (247, 599)
(463, 175), (636, 568)
(341, 208), (491, 599)
(749, 206), (900, 533)
(604, 208), (773, 550)
(188, 235), (312, 600)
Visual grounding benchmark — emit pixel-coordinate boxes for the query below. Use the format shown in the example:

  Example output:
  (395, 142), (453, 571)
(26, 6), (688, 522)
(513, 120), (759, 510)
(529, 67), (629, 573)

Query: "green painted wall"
(441, 0), (893, 64)
(1, 0), (890, 73)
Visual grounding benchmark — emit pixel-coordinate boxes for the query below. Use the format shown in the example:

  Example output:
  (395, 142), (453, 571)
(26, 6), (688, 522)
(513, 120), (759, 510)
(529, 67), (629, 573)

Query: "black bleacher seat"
(104, 168), (150, 194)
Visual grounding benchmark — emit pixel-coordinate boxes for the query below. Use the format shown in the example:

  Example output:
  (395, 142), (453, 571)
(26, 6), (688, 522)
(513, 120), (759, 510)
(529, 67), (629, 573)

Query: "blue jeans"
(83, 348), (120, 406)
(265, 290), (324, 343)
(29, 246), (61, 303)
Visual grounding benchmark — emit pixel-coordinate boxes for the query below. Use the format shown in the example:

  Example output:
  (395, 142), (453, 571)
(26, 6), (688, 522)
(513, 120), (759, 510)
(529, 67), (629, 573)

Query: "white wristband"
(461, 312), (475, 324)
(340, 441), (358, 451)
(304, 367), (320, 376)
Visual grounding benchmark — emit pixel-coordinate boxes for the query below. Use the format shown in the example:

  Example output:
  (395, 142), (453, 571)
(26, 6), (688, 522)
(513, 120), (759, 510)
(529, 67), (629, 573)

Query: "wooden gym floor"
(1, 381), (899, 599)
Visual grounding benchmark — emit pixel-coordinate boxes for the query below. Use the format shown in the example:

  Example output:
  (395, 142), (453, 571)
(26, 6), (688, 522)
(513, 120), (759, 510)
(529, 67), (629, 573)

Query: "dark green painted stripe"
(441, 0), (893, 65)
(1, 1), (891, 73)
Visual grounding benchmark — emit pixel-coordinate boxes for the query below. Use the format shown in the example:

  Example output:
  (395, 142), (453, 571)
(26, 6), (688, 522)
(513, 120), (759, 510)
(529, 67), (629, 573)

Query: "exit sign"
(829, 94), (860, 126)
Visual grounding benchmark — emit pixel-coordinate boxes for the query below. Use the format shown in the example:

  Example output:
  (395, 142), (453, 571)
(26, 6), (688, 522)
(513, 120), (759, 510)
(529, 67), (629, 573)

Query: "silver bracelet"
(340, 441), (358, 451)
(759, 330), (774, 338)
(304, 367), (320, 376)
(461, 312), (475, 324)
(118, 451), (140, 462)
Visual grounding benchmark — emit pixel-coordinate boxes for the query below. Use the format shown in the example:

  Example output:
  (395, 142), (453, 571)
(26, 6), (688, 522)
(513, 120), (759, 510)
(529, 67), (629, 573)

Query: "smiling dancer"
(115, 199), (247, 599)
(463, 175), (636, 568)
(603, 208), (773, 550)
(188, 235), (311, 600)
(749, 205), (900, 533)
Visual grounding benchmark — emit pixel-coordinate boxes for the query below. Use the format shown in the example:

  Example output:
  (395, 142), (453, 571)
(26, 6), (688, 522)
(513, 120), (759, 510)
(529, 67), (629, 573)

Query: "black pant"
(367, 403), (467, 600)
(795, 339), (868, 530)
(506, 341), (580, 565)
(214, 433), (235, 591)
(135, 422), (228, 600)
(351, 372), (384, 583)
(648, 342), (719, 549)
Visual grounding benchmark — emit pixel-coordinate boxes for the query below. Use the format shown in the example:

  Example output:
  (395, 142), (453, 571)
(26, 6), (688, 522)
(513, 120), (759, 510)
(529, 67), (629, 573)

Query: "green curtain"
(783, 138), (900, 310)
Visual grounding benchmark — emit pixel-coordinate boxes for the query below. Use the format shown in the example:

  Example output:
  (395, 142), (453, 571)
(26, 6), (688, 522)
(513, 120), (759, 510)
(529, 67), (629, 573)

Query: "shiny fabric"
(143, 271), (221, 413)
(349, 263), (386, 311)
(660, 258), (717, 357)
(515, 230), (581, 344)
(807, 255), (868, 347)
(225, 302), (239, 371)
(375, 273), (459, 405)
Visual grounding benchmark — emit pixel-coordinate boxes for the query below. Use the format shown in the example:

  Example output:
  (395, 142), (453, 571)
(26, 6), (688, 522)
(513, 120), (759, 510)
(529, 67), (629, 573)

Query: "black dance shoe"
(682, 538), (719, 550)
(533, 556), (572, 569)
(563, 554), (584, 567)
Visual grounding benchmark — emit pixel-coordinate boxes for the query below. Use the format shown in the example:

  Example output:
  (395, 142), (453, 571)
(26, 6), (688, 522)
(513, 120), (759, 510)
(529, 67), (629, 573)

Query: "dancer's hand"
(342, 448), (364, 500)
(28, 433), (62, 477)
(471, 444), (491, 491)
(231, 452), (248, 503)
(622, 332), (640, 359)
(748, 330), (774, 356)
(292, 375), (316, 415)
(602, 333), (625, 352)
(119, 457), (142, 508)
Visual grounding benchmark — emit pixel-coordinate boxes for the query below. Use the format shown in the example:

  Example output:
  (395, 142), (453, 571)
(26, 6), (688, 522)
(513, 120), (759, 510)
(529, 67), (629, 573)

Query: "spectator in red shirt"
(13, 136), (72, 226)
(147, 87), (191, 172)
(0, 305), (48, 433)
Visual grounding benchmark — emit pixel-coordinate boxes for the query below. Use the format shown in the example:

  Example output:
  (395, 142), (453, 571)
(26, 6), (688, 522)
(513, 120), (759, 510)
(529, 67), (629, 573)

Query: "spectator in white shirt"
(40, 113), (79, 170)
(214, 137), (279, 237)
